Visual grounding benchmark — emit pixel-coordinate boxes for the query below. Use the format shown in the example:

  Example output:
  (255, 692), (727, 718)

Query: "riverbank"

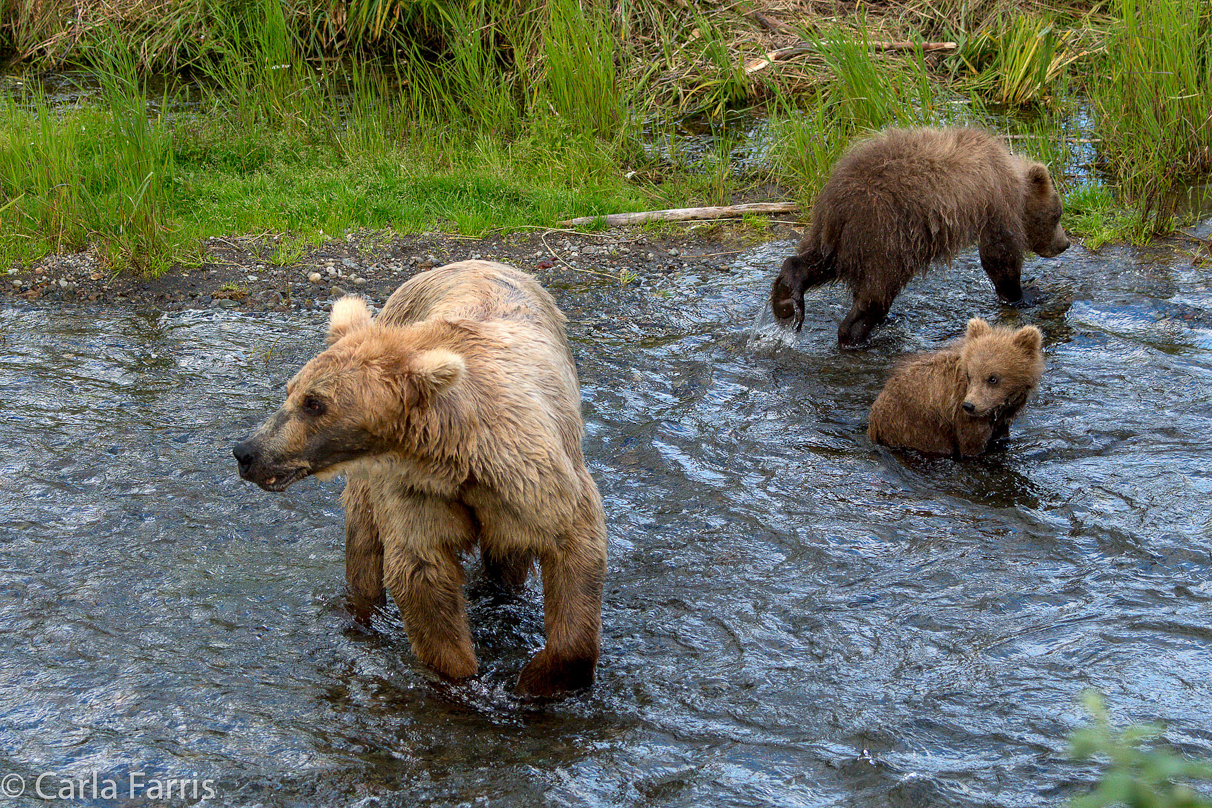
(0, 221), (802, 311)
(4, 217), (1209, 318)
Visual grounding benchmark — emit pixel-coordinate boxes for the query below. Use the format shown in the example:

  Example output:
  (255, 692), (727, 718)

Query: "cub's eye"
(302, 395), (327, 417)
(987, 375), (1000, 386)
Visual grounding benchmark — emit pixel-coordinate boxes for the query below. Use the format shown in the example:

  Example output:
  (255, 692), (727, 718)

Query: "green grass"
(1089, 0), (1212, 235)
(767, 26), (956, 213)
(0, 0), (660, 273)
(954, 14), (1085, 107)
(2, 0), (1212, 272)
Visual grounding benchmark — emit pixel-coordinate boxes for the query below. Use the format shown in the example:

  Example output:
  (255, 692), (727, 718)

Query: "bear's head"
(959, 318), (1044, 419)
(1021, 161), (1070, 258)
(233, 296), (466, 491)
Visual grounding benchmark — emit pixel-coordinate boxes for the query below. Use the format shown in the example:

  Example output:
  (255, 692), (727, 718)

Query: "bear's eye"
(987, 375), (1000, 386)
(301, 395), (327, 417)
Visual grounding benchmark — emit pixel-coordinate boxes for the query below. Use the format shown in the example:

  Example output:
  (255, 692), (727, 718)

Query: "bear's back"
(378, 260), (568, 335)
(809, 127), (1023, 270)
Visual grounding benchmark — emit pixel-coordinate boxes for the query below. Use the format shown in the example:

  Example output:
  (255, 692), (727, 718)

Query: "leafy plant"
(1071, 691), (1212, 808)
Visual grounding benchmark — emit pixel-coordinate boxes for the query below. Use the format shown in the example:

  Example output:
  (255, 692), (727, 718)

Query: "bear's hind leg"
(481, 546), (535, 593)
(517, 511), (607, 697)
(771, 249), (836, 331)
(342, 476), (386, 626)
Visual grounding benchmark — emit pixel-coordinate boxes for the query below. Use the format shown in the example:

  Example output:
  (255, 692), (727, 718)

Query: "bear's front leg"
(342, 476), (386, 626)
(954, 418), (996, 458)
(385, 545), (478, 681)
(979, 223), (1025, 304)
(838, 294), (891, 347)
(517, 516), (607, 697)
(381, 494), (479, 681)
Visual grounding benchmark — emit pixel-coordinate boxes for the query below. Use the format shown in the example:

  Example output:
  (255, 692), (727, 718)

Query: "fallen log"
(559, 202), (800, 228)
(745, 39), (958, 74)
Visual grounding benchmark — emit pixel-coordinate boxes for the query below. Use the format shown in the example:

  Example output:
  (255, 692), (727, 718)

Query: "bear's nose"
(962, 401), (976, 413)
(233, 439), (257, 475)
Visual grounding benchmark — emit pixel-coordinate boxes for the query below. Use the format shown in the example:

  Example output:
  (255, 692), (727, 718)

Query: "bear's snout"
(962, 401), (976, 414)
(232, 436), (292, 491)
(1039, 229), (1070, 258)
(233, 438), (258, 478)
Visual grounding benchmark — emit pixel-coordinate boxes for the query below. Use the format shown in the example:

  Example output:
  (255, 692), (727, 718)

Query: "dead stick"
(745, 39), (958, 74)
(559, 202), (799, 228)
(750, 10), (795, 34)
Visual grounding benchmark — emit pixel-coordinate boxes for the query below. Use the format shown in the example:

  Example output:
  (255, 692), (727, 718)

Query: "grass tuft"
(1089, 0), (1212, 234)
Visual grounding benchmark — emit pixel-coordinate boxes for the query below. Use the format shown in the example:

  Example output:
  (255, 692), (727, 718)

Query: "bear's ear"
(405, 349), (466, 406)
(328, 296), (372, 344)
(1013, 325), (1043, 354)
(966, 317), (992, 341)
(1026, 163), (1053, 194)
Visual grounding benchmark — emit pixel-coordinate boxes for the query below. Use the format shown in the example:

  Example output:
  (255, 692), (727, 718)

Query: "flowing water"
(1, 233), (1211, 807)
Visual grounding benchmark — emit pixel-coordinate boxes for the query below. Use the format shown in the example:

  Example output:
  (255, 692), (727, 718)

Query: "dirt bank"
(0, 223), (803, 311)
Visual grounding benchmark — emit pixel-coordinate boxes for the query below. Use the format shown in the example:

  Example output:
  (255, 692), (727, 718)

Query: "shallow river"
(1, 232), (1210, 807)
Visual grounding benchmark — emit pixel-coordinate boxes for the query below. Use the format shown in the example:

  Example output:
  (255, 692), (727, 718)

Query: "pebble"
(669, 248), (680, 256)
(308, 272), (322, 283)
(342, 258), (357, 269)
(332, 286), (347, 297)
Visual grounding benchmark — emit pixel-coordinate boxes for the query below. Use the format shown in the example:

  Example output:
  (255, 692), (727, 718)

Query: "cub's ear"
(965, 317), (992, 341)
(1013, 325), (1043, 354)
(1026, 163), (1053, 193)
(328, 296), (372, 344)
(405, 349), (466, 405)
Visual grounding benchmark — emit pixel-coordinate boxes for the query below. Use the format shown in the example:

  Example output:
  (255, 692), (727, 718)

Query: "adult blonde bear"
(234, 261), (607, 697)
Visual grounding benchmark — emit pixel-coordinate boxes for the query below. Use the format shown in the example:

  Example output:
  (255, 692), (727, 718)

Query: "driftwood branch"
(745, 39), (958, 74)
(560, 202), (799, 228)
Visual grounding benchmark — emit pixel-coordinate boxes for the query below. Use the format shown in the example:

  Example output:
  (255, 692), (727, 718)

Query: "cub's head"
(959, 318), (1044, 419)
(1020, 160), (1070, 258)
(233, 296), (466, 492)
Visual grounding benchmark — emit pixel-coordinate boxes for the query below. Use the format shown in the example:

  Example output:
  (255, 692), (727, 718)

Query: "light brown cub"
(234, 261), (607, 697)
(868, 318), (1044, 457)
